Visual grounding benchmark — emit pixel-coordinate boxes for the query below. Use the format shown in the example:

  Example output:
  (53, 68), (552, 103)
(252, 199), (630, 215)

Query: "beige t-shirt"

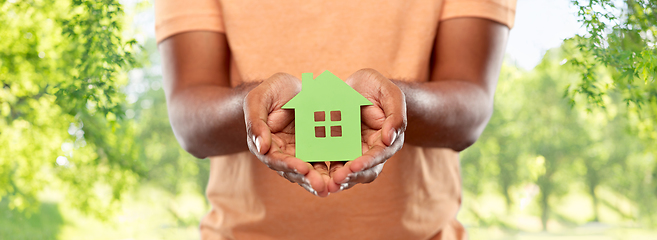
(155, 1), (516, 239)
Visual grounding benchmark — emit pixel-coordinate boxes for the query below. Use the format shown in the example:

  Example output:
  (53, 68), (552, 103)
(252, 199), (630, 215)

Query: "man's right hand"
(244, 73), (330, 197)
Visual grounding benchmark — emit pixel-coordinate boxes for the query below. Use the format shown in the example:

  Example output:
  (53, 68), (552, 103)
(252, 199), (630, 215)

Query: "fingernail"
(300, 182), (317, 196)
(342, 176), (351, 184)
(255, 136), (261, 153)
(340, 182), (349, 190)
(389, 128), (398, 146)
(309, 187), (318, 196)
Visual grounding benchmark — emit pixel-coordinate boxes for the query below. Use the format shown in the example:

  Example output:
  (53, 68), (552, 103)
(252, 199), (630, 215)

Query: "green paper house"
(282, 71), (372, 162)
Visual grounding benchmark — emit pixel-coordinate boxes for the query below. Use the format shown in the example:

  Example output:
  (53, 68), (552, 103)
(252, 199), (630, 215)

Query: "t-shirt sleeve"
(440, 0), (517, 29)
(155, 0), (225, 43)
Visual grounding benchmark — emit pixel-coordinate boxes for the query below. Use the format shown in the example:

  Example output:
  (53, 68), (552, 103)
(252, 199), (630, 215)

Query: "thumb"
(244, 91), (272, 155)
(248, 119), (272, 155)
(380, 84), (406, 146)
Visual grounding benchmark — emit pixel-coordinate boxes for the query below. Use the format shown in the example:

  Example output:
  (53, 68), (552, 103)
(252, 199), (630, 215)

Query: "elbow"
(174, 130), (209, 159)
(451, 104), (493, 152)
(166, 94), (220, 159)
(451, 130), (483, 152)
(168, 109), (210, 159)
(181, 141), (208, 159)
(168, 108), (243, 159)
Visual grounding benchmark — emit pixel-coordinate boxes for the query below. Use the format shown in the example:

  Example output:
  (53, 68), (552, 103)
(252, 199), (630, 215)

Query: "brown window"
(315, 126), (326, 138)
(314, 111), (325, 122)
(330, 111), (341, 121)
(330, 126), (342, 137)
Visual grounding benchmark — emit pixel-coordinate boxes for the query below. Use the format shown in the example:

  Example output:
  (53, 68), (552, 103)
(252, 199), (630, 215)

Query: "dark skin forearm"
(395, 80), (493, 151)
(166, 83), (257, 158)
(160, 32), (258, 158)
(394, 17), (508, 151)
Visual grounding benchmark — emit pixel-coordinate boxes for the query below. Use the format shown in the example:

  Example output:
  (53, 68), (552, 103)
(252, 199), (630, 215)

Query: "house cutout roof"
(283, 71), (372, 109)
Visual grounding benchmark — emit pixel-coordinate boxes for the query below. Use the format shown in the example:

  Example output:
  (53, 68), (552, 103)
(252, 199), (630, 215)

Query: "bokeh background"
(1, 0), (656, 239)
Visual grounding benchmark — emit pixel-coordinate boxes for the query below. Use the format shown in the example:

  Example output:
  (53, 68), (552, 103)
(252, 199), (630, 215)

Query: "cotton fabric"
(155, 1), (516, 239)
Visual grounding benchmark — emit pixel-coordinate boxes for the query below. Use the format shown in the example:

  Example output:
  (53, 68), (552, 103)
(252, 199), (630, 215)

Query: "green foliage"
(462, 45), (657, 230)
(566, 0), (657, 148)
(1, 0), (209, 225)
(0, 0), (141, 218)
(565, 1), (657, 225)
(127, 38), (210, 198)
(56, 0), (139, 119)
(567, 0), (656, 108)
(0, 199), (63, 239)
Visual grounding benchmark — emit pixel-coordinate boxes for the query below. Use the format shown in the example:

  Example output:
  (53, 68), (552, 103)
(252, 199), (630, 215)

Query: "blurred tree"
(567, 0), (656, 105)
(463, 44), (655, 230)
(567, 0), (657, 226)
(528, 49), (591, 230)
(0, 0), (141, 218)
(504, 49), (589, 230)
(462, 0), (657, 232)
(567, 0), (656, 140)
(125, 38), (211, 225)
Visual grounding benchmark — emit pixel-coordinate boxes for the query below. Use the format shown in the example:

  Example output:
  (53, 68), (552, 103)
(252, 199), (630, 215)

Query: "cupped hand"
(327, 69), (407, 193)
(244, 73), (331, 197)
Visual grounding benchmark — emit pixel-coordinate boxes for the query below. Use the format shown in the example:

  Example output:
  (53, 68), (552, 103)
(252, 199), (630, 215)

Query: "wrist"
(234, 81), (262, 102)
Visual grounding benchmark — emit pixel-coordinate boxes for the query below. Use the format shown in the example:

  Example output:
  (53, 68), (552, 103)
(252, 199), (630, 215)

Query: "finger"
(272, 160), (326, 197)
(278, 169), (326, 197)
(263, 151), (310, 175)
(277, 170), (306, 183)
(345, 69), (406, 146)
(244, 90), (273, 155)
(360, 105), (386, 130)
(313, 162), (330, 183)
(344, 68), (382, 92)
(312, 162), (330, 197)
(266, 72), (303, 107)
(275, 164), (326, 197)
(349, 145), (388, 173)
(287, 172), (317, 196)
(327, 178), (342, 193)
(265, 153), (326, 197)
(330, 162), (386, 192)
(331, 160), (353, 185)
(327, 161), (346, 193)
(306, 168), (328, 197)
(379, 83), (406, 147)
(330, 143), (389, 184)
(297, 181), (318, 196)
(346, 163), (385, 184)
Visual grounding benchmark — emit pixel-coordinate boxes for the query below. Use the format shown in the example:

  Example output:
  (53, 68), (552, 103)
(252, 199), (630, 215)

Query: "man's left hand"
(328, 69), (407, 193)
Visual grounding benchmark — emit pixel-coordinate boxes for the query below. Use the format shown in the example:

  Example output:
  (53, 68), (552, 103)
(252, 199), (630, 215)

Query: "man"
(156, 0), (515, 239)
